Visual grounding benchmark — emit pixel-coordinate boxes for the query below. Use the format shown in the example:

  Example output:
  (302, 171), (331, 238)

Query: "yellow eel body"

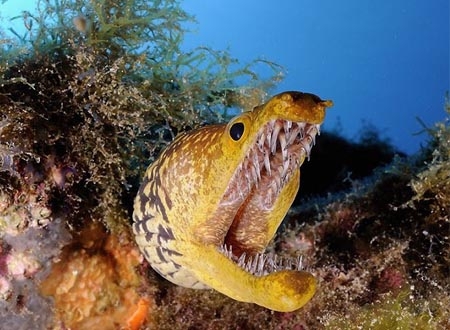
(133, 91), (332, 312)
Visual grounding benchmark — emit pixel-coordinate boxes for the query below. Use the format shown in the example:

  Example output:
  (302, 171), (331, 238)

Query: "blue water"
(182, 0), (449, 155)
(2, 0), (449, 154)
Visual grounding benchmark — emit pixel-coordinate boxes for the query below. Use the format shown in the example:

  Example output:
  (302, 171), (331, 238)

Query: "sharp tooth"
(286, 126), (299, 145)
(251, 164), (258, 186)
(276, 167), (282, 187)
(271, 122), (281, 154)
(285, 258), (292, 269)
(296, 255), (303, 271)
(301, 139), (312, 161)
(249, 256), (258, 274)
(298, 122), (306, 138)
(244, 256), (253, 272)
(287, 128), (299, 145)
(278, 165), (283, 175)
(257, 254), (267, 275)
(264, 151), (271, 175)
(271, 136), (277, 154)
(283, 121), (290, 135)
(279, 132), (287, 162)
(221, 245), (232, 258)
(283, 121), (292, 143)
(305, 125), (318, 145)
(266, 120), (275, 147)
(253, 153), (261, 181)
(245, 169), (251, 185)
(238, 253), (247, 267)
(271, 254), (279, 271)
(283, 157), (289, 177)
(257, 133), (265, 152)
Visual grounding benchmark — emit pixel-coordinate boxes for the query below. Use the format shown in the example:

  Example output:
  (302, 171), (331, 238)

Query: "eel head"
(133, 91), (332, 312)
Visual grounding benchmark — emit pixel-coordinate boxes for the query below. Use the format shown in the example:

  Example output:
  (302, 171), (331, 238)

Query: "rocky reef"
(0, 0), (448, 329)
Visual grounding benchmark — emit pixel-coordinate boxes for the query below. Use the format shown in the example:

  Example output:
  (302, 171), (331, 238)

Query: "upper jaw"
(222, 118), (321, 208)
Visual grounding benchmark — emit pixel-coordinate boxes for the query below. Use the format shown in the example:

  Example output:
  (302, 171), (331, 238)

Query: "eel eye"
(229, 122), (245, 141)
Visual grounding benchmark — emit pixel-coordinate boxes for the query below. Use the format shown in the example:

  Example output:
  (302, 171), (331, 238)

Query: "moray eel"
(133, 91), (332, 312)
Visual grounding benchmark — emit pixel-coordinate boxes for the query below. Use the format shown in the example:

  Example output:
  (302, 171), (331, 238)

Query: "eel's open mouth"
(223, 119), (320, 208)
(214, 118), (321, 273)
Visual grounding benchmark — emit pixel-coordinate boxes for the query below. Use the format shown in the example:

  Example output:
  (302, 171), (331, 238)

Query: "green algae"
(0, 0), (282, 233)
(325, 290), (441, 330)
(411, 96), (450, 214)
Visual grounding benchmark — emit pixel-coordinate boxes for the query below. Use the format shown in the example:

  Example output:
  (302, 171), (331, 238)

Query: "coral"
(40, 222), (155, 330)
(0, 218), (71, 328)
(0, 171), (72, 326)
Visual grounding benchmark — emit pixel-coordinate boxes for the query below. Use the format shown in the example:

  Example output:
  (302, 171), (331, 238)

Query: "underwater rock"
(0, 218), (71, 328)
(40, 222), (154, 330)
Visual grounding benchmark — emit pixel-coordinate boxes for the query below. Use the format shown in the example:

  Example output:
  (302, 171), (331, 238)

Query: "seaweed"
(0, 1), (282, 328)
(0, 0), (282, 231)
(410, 96), (450, 213)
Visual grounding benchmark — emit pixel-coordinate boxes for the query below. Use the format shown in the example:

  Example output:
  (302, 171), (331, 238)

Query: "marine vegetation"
(0, 0), (449, 328)
(0, 0), (282, 233)
(0, 0), (281, 328)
